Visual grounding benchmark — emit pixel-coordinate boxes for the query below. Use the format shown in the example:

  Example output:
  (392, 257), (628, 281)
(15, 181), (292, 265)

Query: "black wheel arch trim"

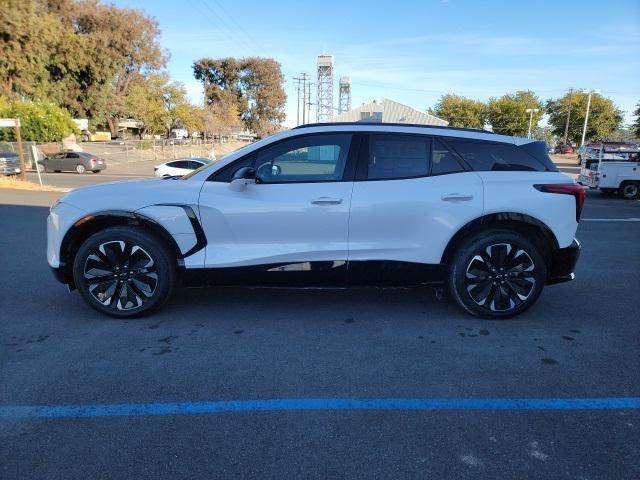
(57, 205), (207, 286)
(440, 212), (560, 266)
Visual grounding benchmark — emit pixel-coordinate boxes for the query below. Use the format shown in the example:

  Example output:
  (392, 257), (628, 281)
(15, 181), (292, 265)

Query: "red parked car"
(555, 145), (574, 154)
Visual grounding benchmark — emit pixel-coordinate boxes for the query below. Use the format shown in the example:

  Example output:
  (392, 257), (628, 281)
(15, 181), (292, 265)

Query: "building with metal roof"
(328, 98), (448, 126)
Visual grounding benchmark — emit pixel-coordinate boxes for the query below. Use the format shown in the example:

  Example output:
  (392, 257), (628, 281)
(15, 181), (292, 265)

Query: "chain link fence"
(0, 137), (250, 169)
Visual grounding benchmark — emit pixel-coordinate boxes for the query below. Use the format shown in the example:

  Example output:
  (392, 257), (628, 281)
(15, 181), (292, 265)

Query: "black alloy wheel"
(83, 240), (158, 311)
(73, 226), (175, 318)
(464, 243), (536, 312)
(448, 230), (546, 318)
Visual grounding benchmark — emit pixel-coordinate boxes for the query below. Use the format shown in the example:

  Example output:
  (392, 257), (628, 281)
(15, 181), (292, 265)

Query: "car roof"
(287, 122), (520, 144)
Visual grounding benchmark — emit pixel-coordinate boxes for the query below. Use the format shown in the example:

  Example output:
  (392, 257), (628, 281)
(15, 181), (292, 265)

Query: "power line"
(196, 0), (254, 55)
(209, 0), (261, 52)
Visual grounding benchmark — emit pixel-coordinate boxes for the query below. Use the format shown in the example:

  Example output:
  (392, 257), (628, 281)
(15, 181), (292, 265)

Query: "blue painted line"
(1, 397), (639, 419)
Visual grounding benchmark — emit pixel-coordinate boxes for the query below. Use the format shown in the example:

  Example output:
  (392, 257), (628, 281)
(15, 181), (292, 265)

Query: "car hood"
(60, 177), (203, 214)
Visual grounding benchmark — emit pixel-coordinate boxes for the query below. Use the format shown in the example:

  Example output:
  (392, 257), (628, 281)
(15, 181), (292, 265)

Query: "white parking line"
(582, 218), (640, 222)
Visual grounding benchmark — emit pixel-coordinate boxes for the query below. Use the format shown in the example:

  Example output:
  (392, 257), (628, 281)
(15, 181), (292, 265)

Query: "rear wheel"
(448, 230), (547, 319)
(72, 226), (176, 318)
(619, 182), (639, 200)
(91, 170), (101, 173)
(76, 164), (86, 174)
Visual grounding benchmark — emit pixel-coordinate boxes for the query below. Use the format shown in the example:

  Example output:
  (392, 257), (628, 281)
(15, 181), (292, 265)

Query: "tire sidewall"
(72, 226), (175, 318)
(620, 182), (639, 199)
(76, 164), (86, 174)
(448, 230), (547, 319)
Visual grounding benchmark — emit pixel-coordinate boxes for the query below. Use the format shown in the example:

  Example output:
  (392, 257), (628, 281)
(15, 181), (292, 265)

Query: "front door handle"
(311, 197), (343, 205)
(441, 193), (474, 202)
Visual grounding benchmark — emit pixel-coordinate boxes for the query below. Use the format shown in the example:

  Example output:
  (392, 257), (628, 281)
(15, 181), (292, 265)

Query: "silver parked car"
(0, 152), (21, 176)
(39, 151), (107, 174)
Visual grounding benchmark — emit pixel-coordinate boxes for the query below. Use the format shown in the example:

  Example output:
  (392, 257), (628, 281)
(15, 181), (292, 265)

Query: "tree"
(546, 91), (623, 145)
(487, 90), (543, 136)
(123, 74), (167, 137)
(0, 100), (78, 142)
(1, 0), (166, 135)
(193, 57), (286, 136)
(633, 102), (640, 139)
(163, 82), (201, 135)
(201, 91), (243, 141)
(431, 94), (486, 129)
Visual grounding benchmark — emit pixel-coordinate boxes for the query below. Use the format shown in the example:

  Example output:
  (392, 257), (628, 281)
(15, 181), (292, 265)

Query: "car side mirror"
(229, 167), (255, 192)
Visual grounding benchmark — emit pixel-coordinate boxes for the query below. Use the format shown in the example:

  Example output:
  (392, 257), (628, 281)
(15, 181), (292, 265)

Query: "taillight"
(534, 183), (586, 222)
(90, 157), (97, 164)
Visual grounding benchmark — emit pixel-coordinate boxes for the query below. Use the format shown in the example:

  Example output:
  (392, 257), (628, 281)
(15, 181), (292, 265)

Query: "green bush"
(0, 101), (78, 142)
(139, 139), (154, 150)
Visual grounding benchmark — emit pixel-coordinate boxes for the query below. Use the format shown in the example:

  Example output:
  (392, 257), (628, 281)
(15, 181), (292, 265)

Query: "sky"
(112, 0), (640, 127)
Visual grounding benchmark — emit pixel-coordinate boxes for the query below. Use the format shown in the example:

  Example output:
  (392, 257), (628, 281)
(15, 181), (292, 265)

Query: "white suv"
(47, 123), (583, 319)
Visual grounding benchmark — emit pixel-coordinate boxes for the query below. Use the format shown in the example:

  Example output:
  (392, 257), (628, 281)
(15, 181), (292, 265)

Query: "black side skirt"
(181, 260), (446, 288)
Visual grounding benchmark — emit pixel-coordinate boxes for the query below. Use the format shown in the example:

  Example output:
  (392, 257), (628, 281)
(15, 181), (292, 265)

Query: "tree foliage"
(1, 0), (166, 136)
(487, 90), (543, 136)
(546, 91), (623, 144)
(632, 102), (640, 139)
(432, 94), (486, 129)
(193, 57), (286, 136)
(0, 100), (78, 142)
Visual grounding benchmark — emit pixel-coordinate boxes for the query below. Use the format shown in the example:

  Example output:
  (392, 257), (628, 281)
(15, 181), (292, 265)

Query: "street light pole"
(581, 88), (599, 146)
(526, 108), (539, 139)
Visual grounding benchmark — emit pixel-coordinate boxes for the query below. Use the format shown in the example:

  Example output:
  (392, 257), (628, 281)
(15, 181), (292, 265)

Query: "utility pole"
(306, 82), (314, 124)
(293, 75), (302, 126)
(300, 74), (309, 125)
(526, 108), (539, 139)
(581, 89), (599, 146)
(563, 88), (573, 145)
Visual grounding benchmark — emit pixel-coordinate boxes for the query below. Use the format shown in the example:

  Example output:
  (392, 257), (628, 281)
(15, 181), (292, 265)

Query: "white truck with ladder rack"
(577, 145), (640, 199)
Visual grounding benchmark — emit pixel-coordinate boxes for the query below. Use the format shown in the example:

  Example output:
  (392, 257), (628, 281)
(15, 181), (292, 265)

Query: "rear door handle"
(441, 193), (474, 202)
(311, 197), (343, 205)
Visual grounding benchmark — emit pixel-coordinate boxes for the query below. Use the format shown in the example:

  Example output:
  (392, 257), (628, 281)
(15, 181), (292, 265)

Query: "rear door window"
(367, 135), (430, 180)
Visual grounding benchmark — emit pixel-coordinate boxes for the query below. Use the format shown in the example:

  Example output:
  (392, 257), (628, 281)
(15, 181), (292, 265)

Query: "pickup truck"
(578, 146), (640, 199)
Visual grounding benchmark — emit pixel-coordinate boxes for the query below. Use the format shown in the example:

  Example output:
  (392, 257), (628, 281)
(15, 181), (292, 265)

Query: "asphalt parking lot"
(0, 188), (639, 479)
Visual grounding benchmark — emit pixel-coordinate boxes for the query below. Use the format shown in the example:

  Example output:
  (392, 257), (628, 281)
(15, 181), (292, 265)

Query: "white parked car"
(154, 158), (213, 177)
(48, 123), (582, 319)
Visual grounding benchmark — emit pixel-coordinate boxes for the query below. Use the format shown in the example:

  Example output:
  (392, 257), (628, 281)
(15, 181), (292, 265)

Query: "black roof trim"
(292, 122), (495, 134)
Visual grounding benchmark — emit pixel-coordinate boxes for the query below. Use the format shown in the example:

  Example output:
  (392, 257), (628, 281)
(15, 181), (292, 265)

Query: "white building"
(329, 98), (448, 126)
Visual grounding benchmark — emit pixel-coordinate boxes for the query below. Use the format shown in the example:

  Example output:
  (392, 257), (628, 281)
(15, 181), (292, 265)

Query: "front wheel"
(72, 226), (176, 318)
(448, 230), (547, 319)
(37, 163), (45, 173)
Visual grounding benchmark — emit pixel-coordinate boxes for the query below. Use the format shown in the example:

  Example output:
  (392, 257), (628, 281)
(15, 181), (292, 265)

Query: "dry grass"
(0, 176), (68, 192)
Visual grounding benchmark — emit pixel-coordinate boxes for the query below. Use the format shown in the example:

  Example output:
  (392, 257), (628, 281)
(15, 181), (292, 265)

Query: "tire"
(76, 164), (86, 174)
(37, 163), (45, 173)
(91, 170), (101, 173)
(619, 182), (640, 200)
(447, 230), (547, 319)
(72, 226), (176, 318)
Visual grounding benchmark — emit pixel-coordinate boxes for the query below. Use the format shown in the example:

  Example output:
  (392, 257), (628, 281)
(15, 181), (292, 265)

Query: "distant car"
(39, 152), (106, 174)
(154, 158), (213, 177)
(0, 152), (21, 176)
(555, 145), (574, 154)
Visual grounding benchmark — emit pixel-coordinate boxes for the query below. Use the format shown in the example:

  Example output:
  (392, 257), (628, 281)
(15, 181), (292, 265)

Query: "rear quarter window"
(448, 140), (553, 172)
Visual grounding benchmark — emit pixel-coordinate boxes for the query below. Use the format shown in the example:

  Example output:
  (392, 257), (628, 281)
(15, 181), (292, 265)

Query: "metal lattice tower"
(338, 77), (352, 114)
(316, 54), (334, 122)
